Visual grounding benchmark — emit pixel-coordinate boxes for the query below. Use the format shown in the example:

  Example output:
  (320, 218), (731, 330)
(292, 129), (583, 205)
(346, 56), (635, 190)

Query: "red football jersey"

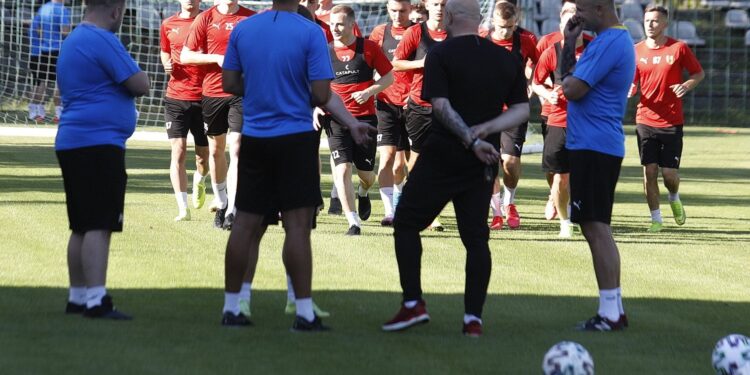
(160, 13), (206, 101)
(330, 39), (393, 117)
(535, 31), (593, 117)
(634, 38), (703, 127)
(532, 42), (586, 127)
(184, 5), (256, 97)
(316, 18), (334, 43)
(478, 29), (540, 65)
(393, 23), (447, 107)
(369, 23), (413, 106)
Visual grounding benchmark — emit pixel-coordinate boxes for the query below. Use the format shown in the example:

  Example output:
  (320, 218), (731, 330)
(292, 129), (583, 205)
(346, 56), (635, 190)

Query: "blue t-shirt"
(567, 27), (635, 158)
(223, 11), (334, 138)
(29, 2), (71, 54)
(55, 24), (142, 151)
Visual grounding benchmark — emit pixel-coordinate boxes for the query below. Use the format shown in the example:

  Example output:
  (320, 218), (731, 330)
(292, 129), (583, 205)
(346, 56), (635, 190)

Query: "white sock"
(463, 314), (482, 324)
(239, 282), (251, 301)
(193, 171), (206, 186)
(223, 292), (240, 314)
(650, 209), (662, 223)
(616, 287), (625, 315)
(28, 103), (37, 119)
(560, 218), (571, 228)
(668, 192), (680, 202)
(55, 105), (62, 118)
(36, 104), (46, 118)
(403, 300), (418, 309)
(331, 186), (339, 199)
(380, 187), (394, 217)
(490, 192), (502, 217)
(503, 186), (516, 206)
(598, 288), (620, 321)
(85, 286), (106, 308)
(213, 181), (228, 208)
(296, 298), (315, 321)
(69, 287), (87, 305)
(393, 182), (403, 208)
(175, 192), (188, 212)
(345, 211), (360, 227)
(286, 275), (296, 301)
(358, 185), (368, 197)
(567, 204), (572, 218)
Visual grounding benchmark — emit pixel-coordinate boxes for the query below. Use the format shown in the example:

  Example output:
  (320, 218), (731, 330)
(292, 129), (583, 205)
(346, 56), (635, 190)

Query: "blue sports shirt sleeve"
(99, 32), (142, 85)
(306, 28), (334, 81)
(572, 37), (618, 89)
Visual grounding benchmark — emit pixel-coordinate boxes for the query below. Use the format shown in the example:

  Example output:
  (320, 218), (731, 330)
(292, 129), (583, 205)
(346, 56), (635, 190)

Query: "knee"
(643, 165), (659, 181)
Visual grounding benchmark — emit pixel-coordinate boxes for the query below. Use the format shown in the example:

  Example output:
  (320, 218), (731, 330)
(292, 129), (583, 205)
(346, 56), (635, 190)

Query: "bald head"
(574, 0), (618, 32)
(445, 0), (481, 35)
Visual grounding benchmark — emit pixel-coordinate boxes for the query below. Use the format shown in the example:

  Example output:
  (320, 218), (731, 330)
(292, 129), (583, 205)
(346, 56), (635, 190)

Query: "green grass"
(0, 126), (749, 374)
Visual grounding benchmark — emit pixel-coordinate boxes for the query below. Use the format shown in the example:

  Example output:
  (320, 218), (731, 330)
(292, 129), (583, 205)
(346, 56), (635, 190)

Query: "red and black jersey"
(184, 5), (256, 97)
(330, 37), (393, 117)
(634, 37), (703, 127)
(370, 22), (413, 106)
(160, 13), (206, 101)
(480, 28), (539, 66)
(535, 31), (594, 117)
(393, 22), (447, 107)
(532, 40), (588, 127)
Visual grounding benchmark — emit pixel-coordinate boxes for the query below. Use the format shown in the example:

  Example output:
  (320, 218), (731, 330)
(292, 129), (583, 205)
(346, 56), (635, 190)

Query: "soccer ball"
(713, 334), (750, 375)
(542, 341), (595, 375)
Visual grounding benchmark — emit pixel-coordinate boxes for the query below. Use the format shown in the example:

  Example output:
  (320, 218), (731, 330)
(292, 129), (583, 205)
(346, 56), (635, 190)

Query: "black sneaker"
(83, 295), (132, 320)
(65, 301), (86, 314)
(576, 314), (626, 332)
(358, 193), (371, 221)
(221, 311), (252, 326)
(346, 225), (361, 236)
(291, 315), (330, 332)
(214, 208), (226, 229)
(328, 197), (342, 215)
(222, 212), (234, 231)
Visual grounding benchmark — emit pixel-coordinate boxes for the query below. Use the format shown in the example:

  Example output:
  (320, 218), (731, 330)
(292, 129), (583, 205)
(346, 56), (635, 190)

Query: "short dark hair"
(330, 4), (355, 22)
(644, 4), (669, 17)
(85, 0), (125, 9)
(501, 0), (518, 6)
(389, 0), (412, 4)
(297, 4), (314, 21)
(494, 1), (517, 20)
(561, 0), (575, 6)
(413, 3), (428, 15)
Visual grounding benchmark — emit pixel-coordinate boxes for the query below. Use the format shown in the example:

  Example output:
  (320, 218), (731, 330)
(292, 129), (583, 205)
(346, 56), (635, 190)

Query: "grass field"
(1, 126), (748, 374)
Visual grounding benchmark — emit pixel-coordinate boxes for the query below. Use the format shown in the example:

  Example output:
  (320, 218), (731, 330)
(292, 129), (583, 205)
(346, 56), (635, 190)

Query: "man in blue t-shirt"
(55, 0), (149, 321)
(559, 0), (636, 332)
(28, 0), (71, 122)
(219, 0), (374, 331)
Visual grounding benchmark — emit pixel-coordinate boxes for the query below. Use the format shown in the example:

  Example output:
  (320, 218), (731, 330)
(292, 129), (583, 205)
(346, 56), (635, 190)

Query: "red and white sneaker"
(462, 320), (482, 337)
(489, 215), (503, 230)
(544, 197), (557, 221)
(505, 204), (521, 229)
(382, 300), (430, 332)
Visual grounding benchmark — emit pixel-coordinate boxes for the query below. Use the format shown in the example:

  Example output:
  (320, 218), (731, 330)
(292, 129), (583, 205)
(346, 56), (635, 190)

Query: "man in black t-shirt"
(381, 0), (530, 338)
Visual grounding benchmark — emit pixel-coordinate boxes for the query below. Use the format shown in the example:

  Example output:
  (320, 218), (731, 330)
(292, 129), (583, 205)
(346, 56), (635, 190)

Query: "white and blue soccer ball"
(712, 334), (750, 375)
(542, 341), (594, 375)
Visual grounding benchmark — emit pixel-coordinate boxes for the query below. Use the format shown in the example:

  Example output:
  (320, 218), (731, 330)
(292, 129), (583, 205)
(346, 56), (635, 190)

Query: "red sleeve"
(365, 39), (393, 76)
(394, 25), (420, 60)
(184, 12), (207, 52)
(369, 24), (385, 46)
(523, 37), (539, 65)
(353, 22), (362, 37)
(533, 48), (554, 85)
(679, 42), (703, 75)
(159, 21), (170, 53)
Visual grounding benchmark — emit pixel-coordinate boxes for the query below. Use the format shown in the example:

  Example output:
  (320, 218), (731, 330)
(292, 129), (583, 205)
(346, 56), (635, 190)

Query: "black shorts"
(405, 100), (432, 153)
(235, 132), (322, 221)
(500, 122), (528, 157)
(325, 115), (378, 171)
(201, 96), (242, 136)
(29, 51), (59, 84)
(636, 124), (683, 169)
(569, 150), (622, 225)
(542, 126), (569, 173)
(164, 98), (208, 147)
(376, 101), (410, 151)
(56, 145), (127, 233)
(540, 116), (549, 140)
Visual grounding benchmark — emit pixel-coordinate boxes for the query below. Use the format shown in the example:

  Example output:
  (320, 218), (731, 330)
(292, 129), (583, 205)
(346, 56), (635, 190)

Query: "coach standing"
(56, 0), (150, 319)
(381, 0), (529, 337)
(560, 0), (635, 331)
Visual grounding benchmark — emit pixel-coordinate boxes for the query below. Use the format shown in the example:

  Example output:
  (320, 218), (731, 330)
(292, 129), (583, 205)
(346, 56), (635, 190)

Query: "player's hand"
(312, 107), (325, 131)
(564, 15), (584, 41)
(351, 91), (371, 105)
(163, 59), (173, 75)
(349, 121), (377, 145)
(472, 140), (500, 165)
(470, 123), (491, 140)
(546, 89), (559, 105)
(670, 83), (688, 98)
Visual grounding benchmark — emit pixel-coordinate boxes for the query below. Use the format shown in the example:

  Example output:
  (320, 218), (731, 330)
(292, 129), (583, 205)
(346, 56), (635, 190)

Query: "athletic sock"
(403, 300), (418, 309)
(345, 211), (360, 227)
(239, 282), (251, 301)
(668, 192), (680, 202)
(36, 104), (46, 118)
(55, 105), (62, 119)
(502, 186), (516, 207)
(597, 288), (620, 321)
(296, 298), (315, 321)
(560, 218), (572, 228)
(286, 275), (296, 301)
(616, 287), (625, 315)
(193, 171), (206, 186)
(175, 192), (188, 212)
(69, 287), (87, 305)
(213, 181), (228, 209)
(650, 209), (663, 223)
(490, 192), (502, 217)
(330, 185), (339, 199)
(28, 103), (37, 119)
(223, 292), (240, 314)
(393, 182), (404, 209)
(85, 286), (106, 308)
(358, 185), (369, 197)
(380, 187), (394, 217)
(463, 314), (482, 325)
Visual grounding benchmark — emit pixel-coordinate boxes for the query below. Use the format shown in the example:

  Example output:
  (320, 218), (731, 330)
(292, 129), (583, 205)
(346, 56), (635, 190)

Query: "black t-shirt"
(421, 35), (528, 148)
